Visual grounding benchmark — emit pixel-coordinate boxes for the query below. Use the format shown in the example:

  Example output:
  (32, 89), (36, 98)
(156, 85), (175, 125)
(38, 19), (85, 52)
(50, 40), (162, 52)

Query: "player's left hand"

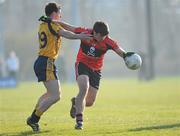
(123, 52), (135, 59)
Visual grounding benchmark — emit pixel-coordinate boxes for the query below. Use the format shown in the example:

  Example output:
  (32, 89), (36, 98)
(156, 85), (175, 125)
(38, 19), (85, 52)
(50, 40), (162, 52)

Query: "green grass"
(0, 78), (180, 136)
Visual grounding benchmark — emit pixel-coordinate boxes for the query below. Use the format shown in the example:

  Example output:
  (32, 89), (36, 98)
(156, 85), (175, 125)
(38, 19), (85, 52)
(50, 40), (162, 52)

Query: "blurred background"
(0, 0), (180, 83)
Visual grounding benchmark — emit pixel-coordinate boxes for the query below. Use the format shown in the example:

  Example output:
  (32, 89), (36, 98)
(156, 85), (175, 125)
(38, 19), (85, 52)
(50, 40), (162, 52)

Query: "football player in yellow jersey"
(26, 2), (92, 132)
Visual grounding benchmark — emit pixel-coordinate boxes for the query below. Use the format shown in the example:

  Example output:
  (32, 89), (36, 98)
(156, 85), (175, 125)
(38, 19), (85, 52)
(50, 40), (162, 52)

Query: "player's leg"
(85, 68), (101, 107)
(70, 62), (88, 119)
(71, 85), (98, 129)
(27, 56), (61, 132)
(35, 93), (48, 109)
(36, 80), (61, 113)
(74, 75), (89, 129)
(27, 80), (61, 132)
(85, 86), (98, 107)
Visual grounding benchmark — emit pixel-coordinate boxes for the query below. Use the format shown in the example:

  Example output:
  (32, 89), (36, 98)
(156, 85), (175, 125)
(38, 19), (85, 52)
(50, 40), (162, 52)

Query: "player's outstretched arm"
(58, 28), (92, 40)
(57, 21), (77, 32)
(114, 47), (126, 58)
(114, 47), (135, 59)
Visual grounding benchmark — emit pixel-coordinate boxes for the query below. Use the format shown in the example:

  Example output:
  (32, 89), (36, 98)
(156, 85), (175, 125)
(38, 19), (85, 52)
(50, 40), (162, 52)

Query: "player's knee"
(78, 79), (89, 91)
(81, 83), (89, 92)
(53, 96), (60, 103)
(51, 93), (61, 103)
(79, 86), (89, 97)
(56, 92), (61, 101)
(86, 102), (94, 107)
(86, 100), (95, 107)
(56, 94), (61, 102)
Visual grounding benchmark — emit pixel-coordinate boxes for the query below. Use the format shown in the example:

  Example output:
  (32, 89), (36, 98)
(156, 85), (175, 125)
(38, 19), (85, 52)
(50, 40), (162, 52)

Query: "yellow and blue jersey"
(34, 21), (63, 82)
(38, 22), (63, 59)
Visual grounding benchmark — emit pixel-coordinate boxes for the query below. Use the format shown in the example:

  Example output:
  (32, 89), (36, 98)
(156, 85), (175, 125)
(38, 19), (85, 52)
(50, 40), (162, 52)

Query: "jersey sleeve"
(74, 27), (93, 34)
(106, 37), (119, 51)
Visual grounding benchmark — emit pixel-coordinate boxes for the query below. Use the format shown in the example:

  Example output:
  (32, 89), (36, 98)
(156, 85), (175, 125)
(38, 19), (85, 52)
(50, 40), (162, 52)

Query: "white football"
(124, 53), (142, 70)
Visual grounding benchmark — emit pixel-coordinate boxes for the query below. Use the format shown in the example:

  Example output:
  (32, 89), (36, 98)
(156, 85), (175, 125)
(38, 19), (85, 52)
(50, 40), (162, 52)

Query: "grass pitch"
(0, 78), (180, 136)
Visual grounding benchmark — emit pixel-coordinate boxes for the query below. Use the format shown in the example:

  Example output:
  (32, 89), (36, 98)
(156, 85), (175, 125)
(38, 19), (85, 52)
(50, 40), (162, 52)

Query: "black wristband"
(123, 52), (126, 59)
(123, 52), (135, 59)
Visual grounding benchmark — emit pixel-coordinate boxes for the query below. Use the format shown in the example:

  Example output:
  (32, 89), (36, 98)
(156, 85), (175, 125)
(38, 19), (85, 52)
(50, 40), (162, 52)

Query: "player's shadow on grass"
(0, 130), (50, 136)
(129, 123), (180, 132)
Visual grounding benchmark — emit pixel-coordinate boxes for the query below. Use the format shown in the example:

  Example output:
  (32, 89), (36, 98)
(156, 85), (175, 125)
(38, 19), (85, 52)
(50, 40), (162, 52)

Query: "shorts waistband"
(38, 56), (55, 62)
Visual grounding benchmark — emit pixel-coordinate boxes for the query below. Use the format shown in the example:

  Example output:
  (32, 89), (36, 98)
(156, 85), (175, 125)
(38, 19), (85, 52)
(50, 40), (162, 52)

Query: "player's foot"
(75, 121), (83, 130)
(26, 117), (40, 132)
(70, 97), (76, 118)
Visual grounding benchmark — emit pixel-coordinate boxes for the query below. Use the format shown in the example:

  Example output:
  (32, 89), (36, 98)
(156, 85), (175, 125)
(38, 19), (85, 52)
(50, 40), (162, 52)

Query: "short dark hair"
(45, 2), (61, 16)
(93, 21), (109, 36)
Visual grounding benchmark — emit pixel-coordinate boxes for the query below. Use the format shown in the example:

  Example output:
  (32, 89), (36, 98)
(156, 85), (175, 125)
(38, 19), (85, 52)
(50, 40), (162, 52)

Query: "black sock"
(30, 109), (40, 123)
(76, 113), (83, 123)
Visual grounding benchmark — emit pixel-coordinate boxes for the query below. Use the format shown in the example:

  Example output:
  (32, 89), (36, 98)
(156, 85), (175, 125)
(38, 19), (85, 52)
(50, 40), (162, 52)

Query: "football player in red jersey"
(59, 21), (134, 129)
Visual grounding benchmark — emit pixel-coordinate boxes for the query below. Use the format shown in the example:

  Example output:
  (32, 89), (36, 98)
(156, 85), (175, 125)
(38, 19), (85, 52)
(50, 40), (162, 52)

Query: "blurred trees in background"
(1, 0), (180, 81)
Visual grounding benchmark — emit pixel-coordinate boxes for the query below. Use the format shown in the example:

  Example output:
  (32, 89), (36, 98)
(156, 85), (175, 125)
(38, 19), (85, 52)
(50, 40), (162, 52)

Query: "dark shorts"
(75, 62), (101, 89)
(34, 56), (58, 82)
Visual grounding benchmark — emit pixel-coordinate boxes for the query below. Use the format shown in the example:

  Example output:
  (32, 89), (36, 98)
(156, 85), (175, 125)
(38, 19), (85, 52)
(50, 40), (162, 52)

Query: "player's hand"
(39, 16), (51, 23)
(123, 52), (135, 59)
(79, 33), (93, 41)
